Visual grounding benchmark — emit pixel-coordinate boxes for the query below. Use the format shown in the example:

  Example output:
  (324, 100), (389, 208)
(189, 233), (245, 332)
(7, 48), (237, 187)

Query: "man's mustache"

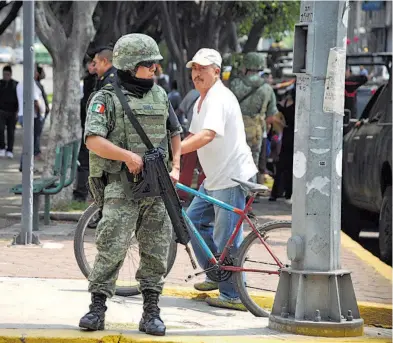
(194, 77), (203, 82)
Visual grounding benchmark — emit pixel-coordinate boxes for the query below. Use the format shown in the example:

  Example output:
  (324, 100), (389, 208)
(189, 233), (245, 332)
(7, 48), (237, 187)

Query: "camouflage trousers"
(243, 115), (263, 166)
(88, 195), (172, 297)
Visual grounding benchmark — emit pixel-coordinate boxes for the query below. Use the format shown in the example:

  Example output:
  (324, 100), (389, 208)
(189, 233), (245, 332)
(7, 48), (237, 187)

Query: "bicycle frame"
(176, 182), (284, 275)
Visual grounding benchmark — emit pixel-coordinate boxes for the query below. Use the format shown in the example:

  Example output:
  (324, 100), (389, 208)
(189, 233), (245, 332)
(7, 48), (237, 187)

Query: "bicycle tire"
(73, 203), (178, 297)
(234, 220), (292, 317)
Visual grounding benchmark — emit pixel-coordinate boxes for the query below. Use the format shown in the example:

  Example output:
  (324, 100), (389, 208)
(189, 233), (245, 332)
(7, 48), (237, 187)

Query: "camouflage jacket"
(229, 74), (277, 120)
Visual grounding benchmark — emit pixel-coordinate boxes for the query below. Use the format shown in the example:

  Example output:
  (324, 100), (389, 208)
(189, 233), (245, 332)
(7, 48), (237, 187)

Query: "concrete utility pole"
(269, 1), (364, 337)
(14, 0), (39, 245)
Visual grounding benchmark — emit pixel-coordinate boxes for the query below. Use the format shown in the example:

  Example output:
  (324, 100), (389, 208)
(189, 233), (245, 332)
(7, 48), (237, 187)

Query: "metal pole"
(14, 0), (39, 245)
(269, 1), (363, 337)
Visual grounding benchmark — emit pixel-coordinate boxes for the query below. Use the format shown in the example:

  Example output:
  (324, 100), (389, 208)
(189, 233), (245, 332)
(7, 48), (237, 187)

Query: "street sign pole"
(14, 0), (39, 245)
(268, 1), (363, 337)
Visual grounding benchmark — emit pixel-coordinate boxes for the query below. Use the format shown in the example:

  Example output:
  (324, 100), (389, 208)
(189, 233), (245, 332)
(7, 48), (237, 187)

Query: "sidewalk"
(0, 277), (390, 343)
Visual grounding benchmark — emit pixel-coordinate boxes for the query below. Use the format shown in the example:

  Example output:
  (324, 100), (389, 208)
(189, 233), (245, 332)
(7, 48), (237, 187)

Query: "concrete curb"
(341, 233), (392, 282)
(160, 286), (392, 329)
(0, 329), (390, 343)
(3, 211), (82, 222)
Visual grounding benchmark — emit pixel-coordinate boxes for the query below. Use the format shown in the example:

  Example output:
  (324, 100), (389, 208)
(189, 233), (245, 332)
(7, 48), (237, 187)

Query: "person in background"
(34, 64), (50, 160)
(17, 65), (46, 171)
(359, 65), (369, 77)
(168, 80), (182, 111)
(269, 85), (296, 203)
(93, 46), (116, 90)
(36, 65), (50, 122)
(73, 56), (97, 202)
(154, 64), (170, 93)
(0, 65), (18, 159)
(345, 65), (371, 120)
(229, 52), (278, 187)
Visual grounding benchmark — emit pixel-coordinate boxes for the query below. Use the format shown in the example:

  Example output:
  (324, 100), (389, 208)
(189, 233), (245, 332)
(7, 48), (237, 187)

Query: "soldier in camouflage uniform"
(79, 34), (182, 336)
(229, 52), (278, 183)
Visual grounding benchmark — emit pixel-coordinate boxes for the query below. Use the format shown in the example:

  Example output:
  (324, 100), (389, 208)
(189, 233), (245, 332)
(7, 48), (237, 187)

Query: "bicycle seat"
(231, 178), (269, 194)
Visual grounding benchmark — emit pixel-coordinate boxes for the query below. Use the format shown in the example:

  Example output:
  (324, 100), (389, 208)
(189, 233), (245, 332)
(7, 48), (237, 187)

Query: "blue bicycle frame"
(175, 182), (255, 267)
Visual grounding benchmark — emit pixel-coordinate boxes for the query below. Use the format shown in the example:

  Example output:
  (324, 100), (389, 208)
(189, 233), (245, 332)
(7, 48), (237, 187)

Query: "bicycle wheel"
(234, 220), (292, 317)
(74, 203), (178, 297)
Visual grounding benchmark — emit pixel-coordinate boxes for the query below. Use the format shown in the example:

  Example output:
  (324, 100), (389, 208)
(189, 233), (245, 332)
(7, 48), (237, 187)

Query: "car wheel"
(341, 190), (363, 240)
(379, 186), (392, 265)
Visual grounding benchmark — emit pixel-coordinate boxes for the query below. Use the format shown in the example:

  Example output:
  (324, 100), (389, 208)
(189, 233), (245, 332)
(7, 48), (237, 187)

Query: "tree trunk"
(242, 19), (265, 53)
(35, 1), (97, 204)
(0, 1), (22, 36)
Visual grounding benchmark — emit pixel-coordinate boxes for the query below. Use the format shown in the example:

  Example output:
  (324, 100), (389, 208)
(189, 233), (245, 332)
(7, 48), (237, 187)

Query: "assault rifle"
(113, 83), (197, 269)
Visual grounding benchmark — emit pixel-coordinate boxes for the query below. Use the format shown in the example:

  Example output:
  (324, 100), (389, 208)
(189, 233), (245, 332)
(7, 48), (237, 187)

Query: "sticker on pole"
(323, 48), (346, 115)
(299, 3), (314, 23)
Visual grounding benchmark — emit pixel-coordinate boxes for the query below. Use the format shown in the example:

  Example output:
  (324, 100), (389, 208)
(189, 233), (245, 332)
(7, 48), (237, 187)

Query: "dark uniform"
(73, 72), (97, 202)
(95, 66), (117, 91)
(73, 65), (116, 202)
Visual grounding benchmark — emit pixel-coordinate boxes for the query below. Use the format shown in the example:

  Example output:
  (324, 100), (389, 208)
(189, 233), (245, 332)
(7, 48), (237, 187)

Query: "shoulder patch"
(91, 102), (106, 114)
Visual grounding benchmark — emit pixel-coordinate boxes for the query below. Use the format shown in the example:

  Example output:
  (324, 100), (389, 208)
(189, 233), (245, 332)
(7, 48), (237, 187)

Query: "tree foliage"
(90, 1), (161, 51)
(238, 1), (300, 39)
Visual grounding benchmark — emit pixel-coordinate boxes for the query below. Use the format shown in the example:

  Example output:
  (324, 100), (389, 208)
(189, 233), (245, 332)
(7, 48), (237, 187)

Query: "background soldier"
(79, 33), (182, 336)
(229, 52), (278, 185)
(73, 55), (97, 202)
(93, 46), (117, 90)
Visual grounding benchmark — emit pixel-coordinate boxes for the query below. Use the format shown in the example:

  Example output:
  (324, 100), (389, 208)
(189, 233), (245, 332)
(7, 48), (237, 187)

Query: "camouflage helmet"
(112, 33), (163, 71)
(243, 52), (265, 71)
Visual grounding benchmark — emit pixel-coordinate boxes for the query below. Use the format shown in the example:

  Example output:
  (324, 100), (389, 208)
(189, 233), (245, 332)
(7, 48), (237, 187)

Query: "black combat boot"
(79, 293), (107, 331)
(139, 290), (166, 336)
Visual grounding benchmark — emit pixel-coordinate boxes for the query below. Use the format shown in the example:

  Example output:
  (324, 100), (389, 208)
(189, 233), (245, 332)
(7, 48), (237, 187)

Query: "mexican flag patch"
(92, 103), (105, 114)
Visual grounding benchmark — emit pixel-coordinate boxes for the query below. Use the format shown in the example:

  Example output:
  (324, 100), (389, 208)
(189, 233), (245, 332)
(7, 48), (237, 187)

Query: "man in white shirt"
(180, 48), (257, 311)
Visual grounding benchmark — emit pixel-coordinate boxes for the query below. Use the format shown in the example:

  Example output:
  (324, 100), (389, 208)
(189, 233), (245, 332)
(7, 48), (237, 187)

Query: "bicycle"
(74, 178), (291, 316)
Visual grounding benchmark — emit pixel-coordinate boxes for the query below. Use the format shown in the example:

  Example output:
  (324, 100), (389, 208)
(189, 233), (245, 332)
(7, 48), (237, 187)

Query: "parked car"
(0, 46), (14, 64)
(342, 53), (392, 264)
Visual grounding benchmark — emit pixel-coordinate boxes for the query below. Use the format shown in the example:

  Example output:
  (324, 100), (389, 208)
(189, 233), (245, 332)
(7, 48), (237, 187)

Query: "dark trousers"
(19, 115), (43, 171)
(270, 153), (293, 200)
(0, 111), (17, 152)
(34, 116), (43, 156)
(258, 137), (267, 174)
(73, 139), (90, 201)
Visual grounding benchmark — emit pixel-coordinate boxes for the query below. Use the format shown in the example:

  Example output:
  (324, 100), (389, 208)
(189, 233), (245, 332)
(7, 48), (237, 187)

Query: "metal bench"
(10, 140), (80, 231)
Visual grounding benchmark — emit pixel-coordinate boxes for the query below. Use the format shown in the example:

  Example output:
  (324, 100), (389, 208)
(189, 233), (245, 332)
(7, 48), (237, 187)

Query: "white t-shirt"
(16, 81), (45, 118)
(189, 80), (257, 190)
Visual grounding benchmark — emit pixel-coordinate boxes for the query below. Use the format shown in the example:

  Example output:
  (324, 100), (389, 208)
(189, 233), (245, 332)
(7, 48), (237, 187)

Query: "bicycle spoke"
(234, 221), (292, 316)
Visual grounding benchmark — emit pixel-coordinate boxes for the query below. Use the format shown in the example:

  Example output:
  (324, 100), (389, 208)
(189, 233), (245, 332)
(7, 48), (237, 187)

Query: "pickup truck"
(342, 54), (392, 264)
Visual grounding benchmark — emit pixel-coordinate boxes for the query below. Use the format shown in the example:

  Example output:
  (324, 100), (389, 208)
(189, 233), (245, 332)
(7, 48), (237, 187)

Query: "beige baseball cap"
(186, 48), (222, 68)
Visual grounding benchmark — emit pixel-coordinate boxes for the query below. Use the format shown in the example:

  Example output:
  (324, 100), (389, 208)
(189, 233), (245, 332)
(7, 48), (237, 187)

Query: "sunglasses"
(137, 60), (158, 69)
